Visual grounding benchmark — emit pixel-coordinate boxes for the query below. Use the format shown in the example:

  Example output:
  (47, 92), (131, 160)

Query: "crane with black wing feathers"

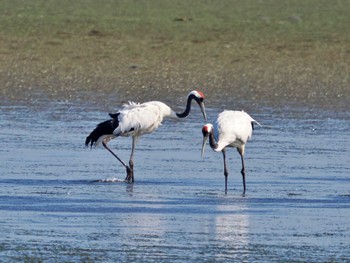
(86, 90), (207, 182)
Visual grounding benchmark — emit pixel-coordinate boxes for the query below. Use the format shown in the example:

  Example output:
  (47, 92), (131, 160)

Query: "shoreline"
(1, 55), (349, 113)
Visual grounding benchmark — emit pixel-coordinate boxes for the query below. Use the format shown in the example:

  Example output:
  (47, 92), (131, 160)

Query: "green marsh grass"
(0, 0), (349, 109)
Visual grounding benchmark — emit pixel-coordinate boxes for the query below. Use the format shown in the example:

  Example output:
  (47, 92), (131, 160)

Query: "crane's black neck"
(176, 94), (198, 118)
(208, 130), (219, 150)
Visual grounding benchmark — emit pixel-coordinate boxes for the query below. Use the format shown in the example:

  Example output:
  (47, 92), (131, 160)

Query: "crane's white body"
(95, 101), (178, 146)
(213, 110), (258, 153)
(115, 101), (178, 137)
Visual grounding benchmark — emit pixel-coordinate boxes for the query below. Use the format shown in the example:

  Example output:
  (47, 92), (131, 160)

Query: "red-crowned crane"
(201, 110), (260, 194)
(86, 90), (207, 182)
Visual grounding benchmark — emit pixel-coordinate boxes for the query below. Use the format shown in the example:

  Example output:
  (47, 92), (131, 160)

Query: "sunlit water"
(0, 97), (349, 262)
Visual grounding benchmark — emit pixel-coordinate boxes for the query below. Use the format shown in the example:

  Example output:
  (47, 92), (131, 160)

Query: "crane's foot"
(124, 165), (134, 183)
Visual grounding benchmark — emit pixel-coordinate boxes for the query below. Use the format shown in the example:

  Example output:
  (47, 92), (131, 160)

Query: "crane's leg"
(125, 136), (138, 183)
(102, 141), (132, 178)
(222, 149), (228, 194)
(237, 147), (246, 194)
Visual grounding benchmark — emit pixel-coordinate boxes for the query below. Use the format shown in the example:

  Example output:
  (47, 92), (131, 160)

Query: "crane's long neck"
(208, 131), (219, 151)
(176, 95), (194, 118)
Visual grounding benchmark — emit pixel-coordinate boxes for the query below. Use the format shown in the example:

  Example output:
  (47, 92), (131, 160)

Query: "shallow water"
(0, 96), (349, 262)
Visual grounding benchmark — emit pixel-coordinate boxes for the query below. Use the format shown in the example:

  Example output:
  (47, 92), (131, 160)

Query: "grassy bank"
(0, 0), (349, 110)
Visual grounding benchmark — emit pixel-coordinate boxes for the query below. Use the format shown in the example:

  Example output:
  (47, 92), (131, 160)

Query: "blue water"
(0, 97), (349, 262)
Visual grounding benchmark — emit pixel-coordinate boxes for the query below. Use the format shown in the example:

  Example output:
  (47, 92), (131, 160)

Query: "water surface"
(0, 97), (349, 262)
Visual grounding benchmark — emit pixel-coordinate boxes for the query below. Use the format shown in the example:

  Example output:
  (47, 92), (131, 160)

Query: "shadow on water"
(0, 96), (350, 262)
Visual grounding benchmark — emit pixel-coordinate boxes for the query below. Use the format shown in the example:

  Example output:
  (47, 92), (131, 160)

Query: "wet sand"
(1, 51), (349, 113)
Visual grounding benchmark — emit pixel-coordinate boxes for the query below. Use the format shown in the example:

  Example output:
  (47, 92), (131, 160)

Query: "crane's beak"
(201, 135), (209, 158)
(199, 102), (207, 121)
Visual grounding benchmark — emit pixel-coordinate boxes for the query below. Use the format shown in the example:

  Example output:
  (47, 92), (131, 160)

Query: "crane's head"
(188, 90), (207, 121)
(201, 123), (213, 157)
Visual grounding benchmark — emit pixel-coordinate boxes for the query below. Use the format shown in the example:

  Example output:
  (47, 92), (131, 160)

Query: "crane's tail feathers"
(85, 119), (117, 147)
(251, 120), (262, 130)
(85, 135), (93, 148)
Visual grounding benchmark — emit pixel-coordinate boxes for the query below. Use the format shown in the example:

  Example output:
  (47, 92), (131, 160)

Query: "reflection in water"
(207, 201), (249, 259)
(214, 204), (248, 241)
(102, 193), (250, 261)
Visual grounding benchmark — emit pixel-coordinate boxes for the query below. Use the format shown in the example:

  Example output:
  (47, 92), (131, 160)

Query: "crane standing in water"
(201, 110), (260, 194)
(86, 90), (207, 182)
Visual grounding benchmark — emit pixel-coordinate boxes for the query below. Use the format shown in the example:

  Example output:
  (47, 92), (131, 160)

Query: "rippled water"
(0, 96), (349, 262)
